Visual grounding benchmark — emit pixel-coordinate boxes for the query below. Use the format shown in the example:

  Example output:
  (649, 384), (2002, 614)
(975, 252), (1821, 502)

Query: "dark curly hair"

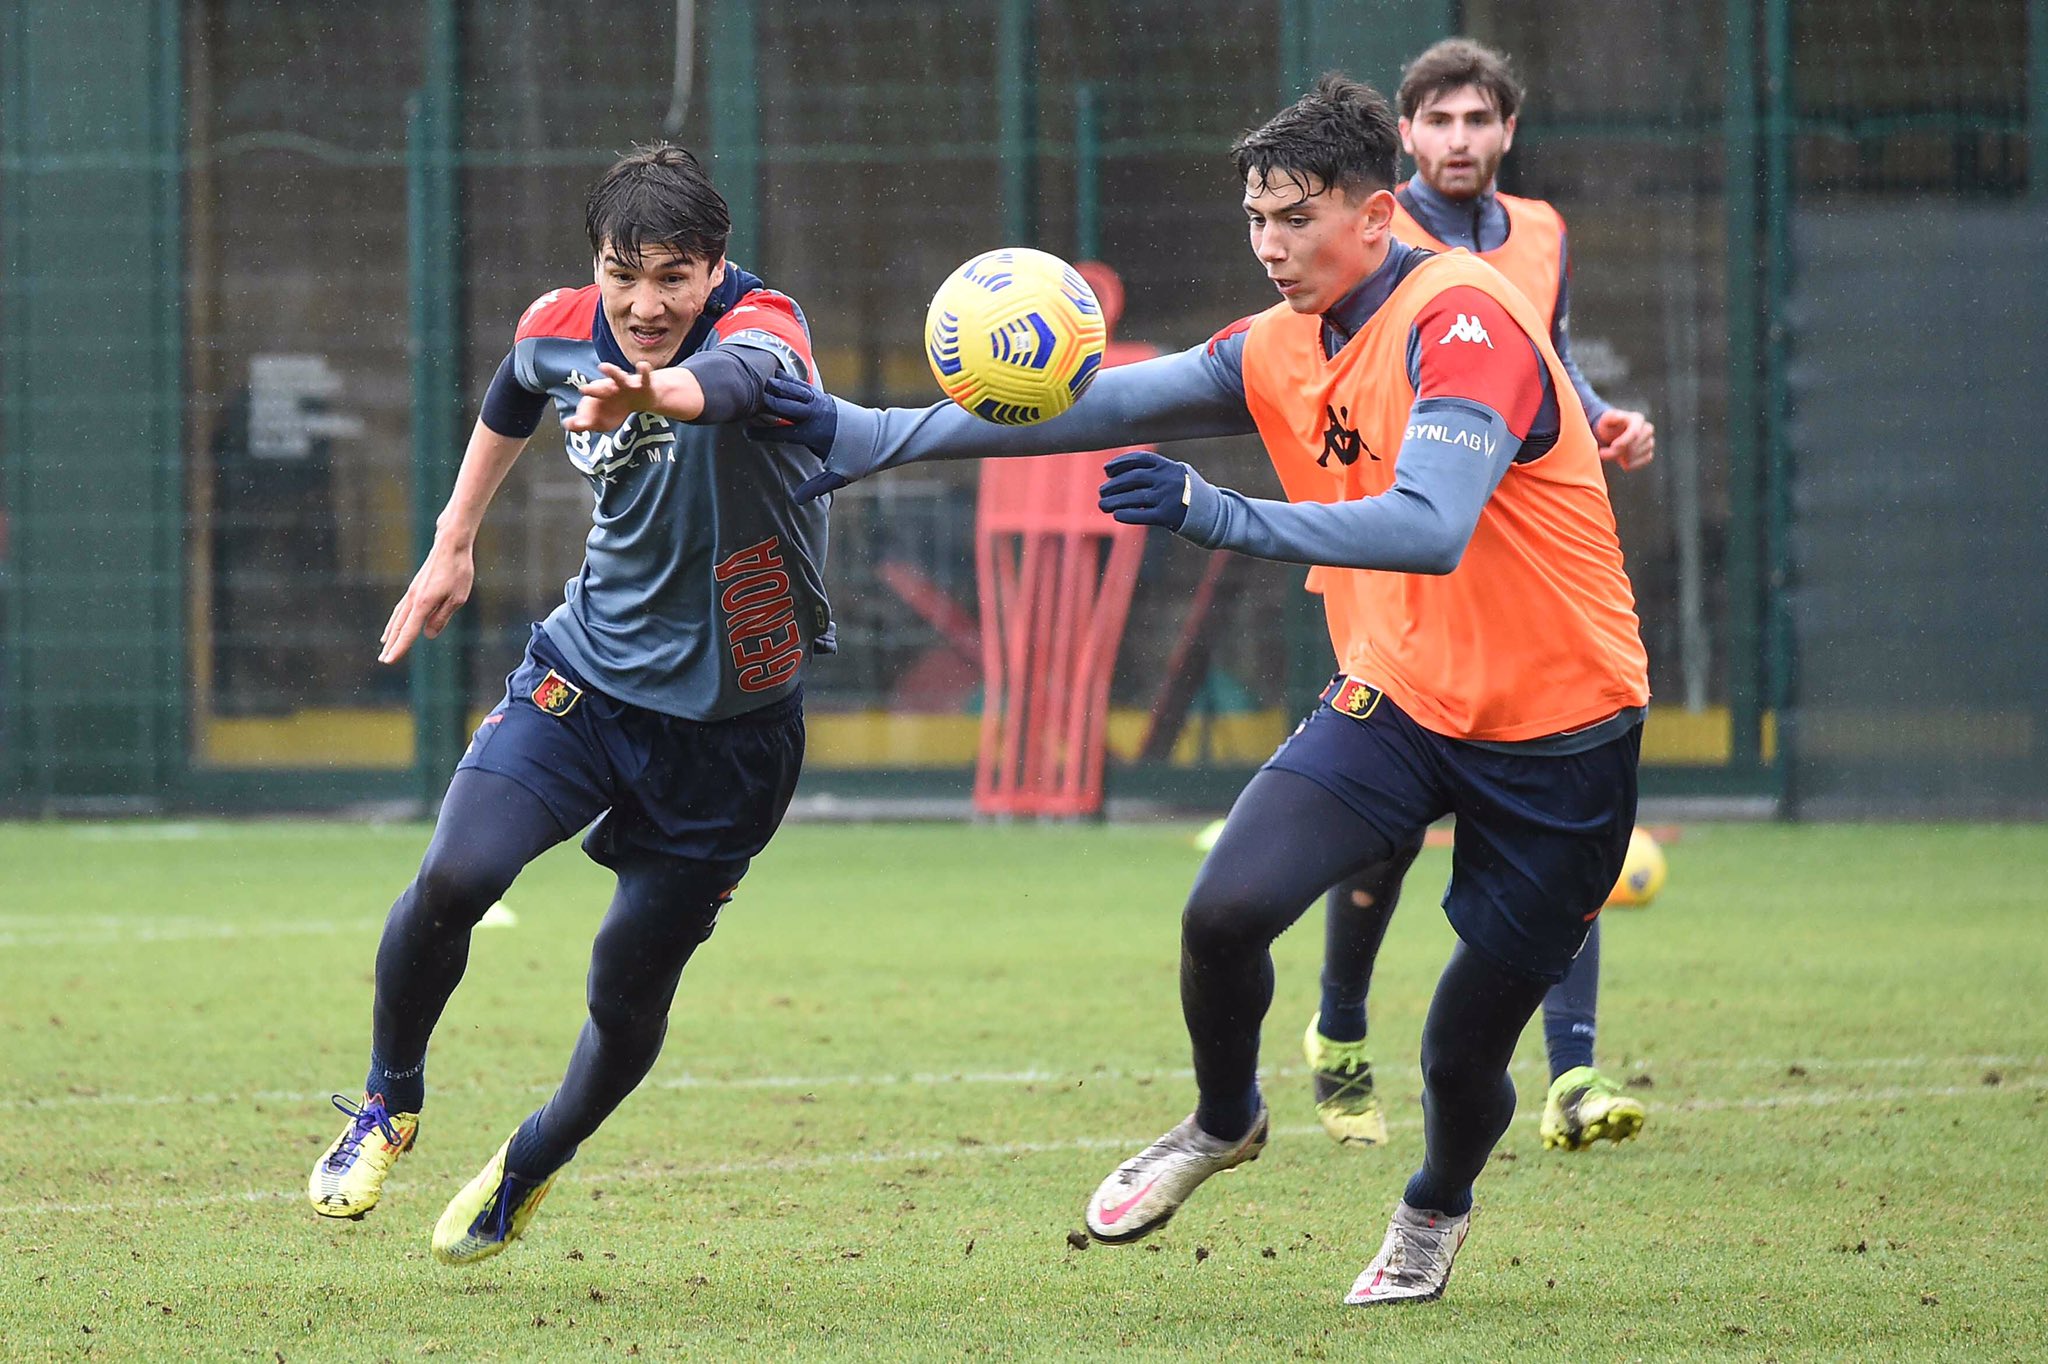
(1396, 38), (1524, 122)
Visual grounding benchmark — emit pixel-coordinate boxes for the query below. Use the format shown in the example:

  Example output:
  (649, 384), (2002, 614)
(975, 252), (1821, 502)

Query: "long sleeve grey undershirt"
(821, 337), (1258, 483)
(1549, 260), (1613, 425)
(689, 342), (782, 424)
(480, 338), (781, 436)
(821, 313), (1522, 573)
(819, 307), (1635, 749)
(1176, 396), (1521, 574)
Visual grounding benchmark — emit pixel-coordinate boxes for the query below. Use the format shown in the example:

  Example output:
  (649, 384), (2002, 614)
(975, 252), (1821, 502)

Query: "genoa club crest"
(1328, 676), (1383, 720)
(531, 669), (583, 717)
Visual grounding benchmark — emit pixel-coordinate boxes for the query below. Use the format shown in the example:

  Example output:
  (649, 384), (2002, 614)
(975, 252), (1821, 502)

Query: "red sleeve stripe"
(715, 288), (816, 371)
(1207, 313), (1257, 355)
(514, 285), (600, 343)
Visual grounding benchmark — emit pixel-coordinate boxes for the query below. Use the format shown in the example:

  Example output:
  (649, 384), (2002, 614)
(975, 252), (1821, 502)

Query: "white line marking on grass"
(0, 917), (382, 949)
(8, 1188), (311, 1217)
(1631, 1054), (2044, 1073)
(62, 823), (209, 841)
(4, 1076), (2042, 1219)
(7, 1055), (2040, 1115)
(1654, 1078), (2048, 1114)
(2, 1088), (349, 1113)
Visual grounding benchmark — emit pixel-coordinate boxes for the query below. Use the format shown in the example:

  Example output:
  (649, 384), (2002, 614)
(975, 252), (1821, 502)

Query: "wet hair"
(584, 142), (731, 268)
(1231, 72), (1401, 202)
(1396, 38), (1524, 121)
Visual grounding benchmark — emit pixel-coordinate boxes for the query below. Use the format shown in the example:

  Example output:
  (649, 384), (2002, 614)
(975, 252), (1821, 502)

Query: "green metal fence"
(3, 0), (2042, 814)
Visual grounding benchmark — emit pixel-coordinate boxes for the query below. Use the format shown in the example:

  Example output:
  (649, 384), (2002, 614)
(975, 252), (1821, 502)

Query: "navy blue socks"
(365, 1055), (427, 1116)
(1541, 918), (1601, 1080)
(1195, 1084), (1266, 1145)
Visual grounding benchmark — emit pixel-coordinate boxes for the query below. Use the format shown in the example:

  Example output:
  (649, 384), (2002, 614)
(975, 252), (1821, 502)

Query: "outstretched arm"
(566, 345), (782, 432)
(750, 334), (1260, 501)
(380, 419), (530, 664)
(566, 359), (708, 429)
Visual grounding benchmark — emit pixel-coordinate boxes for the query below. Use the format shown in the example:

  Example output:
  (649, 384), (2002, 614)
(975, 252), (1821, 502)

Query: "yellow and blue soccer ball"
(925, 248), (1107, 425)
(1605, 827), (1668, 908)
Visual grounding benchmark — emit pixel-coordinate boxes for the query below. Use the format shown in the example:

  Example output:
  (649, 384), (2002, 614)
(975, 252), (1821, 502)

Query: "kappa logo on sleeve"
(1436, 313), (1495, 348)
(520, 289), (564, 325)
(530, 670), (584, 717)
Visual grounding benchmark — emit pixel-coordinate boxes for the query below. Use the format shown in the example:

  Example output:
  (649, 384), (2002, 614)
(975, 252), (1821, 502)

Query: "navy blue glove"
(744, 372), (838, 460)
(1098, 450), (1206, 532)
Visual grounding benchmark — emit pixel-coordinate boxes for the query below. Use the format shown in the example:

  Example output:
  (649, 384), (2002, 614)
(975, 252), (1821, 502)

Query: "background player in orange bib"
(724, 75), (1650, 1308)
(1303, 37), (1657, 1160)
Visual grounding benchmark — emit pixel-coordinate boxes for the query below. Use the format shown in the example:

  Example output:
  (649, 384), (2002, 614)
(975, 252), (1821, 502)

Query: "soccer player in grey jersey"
(308, 144), (834, 1265)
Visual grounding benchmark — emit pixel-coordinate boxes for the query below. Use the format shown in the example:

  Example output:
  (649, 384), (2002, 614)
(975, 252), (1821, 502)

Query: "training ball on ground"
(925, 248), (1107, 425)
(1605, 827), (1668, 908)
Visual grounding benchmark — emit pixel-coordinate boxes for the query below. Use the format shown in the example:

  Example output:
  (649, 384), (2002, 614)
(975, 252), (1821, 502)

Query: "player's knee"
(1418, 1038), (1504, 1104)
(583, 900), (722, 1032)
(410, 848), (509, 923)
(602, 892), (724, 960)
(1417, 1047), (1467, 1100)
(674, 900), (722, 948)
(1180, 884), (1272, 960)
(586, 990), (670, 1048)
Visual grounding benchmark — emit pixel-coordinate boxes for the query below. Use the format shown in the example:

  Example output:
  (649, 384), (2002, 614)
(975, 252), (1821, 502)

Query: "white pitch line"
(60, 823), (209, 841)
(0, 918), (383, 950)
(6, 1054), (2041, 1115)
(5, 1074), (2043, 1219)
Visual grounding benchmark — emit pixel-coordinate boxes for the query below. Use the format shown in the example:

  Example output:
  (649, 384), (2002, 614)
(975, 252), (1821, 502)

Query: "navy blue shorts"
(457, 625), (805, 885)
(1263, 677), (1640, 984)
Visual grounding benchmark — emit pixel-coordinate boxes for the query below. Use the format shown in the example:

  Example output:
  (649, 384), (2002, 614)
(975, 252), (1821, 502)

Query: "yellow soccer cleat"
(1303, 1014), (1390, 1147)
(431, 1134), (560, 1266)
(1539, 1066), (1647, 1151)
(309, 1093), (418, 1219)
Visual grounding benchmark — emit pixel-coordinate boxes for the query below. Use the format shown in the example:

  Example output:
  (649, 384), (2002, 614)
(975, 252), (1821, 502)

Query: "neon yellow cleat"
(431, 1134), (560, 1266)
(309, 1093), (418, 1219)
(1303, 1014), (1389, 1147)
(1539, 1066), (1647, 1151)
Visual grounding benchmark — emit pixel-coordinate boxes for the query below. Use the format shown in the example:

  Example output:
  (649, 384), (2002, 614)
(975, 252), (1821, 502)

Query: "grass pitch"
(3, 819), (2045, 1362)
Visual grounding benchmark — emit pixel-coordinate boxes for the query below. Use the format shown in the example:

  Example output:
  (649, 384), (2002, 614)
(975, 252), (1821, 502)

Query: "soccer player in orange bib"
(751, 74), (1649, 1306)
(1301, 38), (1656, 1160)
